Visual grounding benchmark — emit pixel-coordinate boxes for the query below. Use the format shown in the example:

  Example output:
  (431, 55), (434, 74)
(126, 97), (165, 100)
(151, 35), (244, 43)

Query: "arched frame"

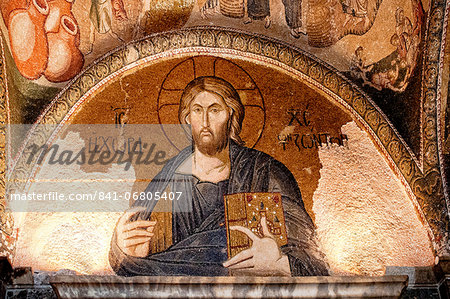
(2, 15), (449, 257)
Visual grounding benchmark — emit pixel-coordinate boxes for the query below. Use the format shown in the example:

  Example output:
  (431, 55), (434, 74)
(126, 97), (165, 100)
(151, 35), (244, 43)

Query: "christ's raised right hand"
(116, 207), (157, 257)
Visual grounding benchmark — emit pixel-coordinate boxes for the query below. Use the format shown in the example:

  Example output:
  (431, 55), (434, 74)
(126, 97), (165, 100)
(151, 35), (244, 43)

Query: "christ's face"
(187, 91), (231, 156)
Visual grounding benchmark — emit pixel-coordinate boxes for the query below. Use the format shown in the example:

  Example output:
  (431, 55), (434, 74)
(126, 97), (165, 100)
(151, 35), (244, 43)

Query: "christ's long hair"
(178, 76), (245, 146)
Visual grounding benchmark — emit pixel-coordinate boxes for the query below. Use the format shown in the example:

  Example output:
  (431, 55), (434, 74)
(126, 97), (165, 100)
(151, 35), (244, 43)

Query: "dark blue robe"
(109, 141), (329, 276)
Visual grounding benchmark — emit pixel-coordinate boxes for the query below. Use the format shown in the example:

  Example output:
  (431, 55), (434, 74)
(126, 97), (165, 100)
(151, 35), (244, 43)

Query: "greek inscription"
(278, 107), (348, 151)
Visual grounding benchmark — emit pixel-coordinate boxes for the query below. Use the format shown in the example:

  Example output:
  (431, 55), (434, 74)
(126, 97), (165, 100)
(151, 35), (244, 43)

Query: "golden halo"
(157, 56), (266, 151)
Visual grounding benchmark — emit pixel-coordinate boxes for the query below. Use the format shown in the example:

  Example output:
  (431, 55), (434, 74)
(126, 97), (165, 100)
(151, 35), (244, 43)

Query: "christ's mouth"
(200, 129), (213, 136)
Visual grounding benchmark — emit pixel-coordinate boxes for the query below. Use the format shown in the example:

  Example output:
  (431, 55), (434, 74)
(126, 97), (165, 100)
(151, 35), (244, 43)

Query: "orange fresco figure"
(8, 0), (49, 80)
(44, 15), (84, 83)
(111, 0), (128, 21)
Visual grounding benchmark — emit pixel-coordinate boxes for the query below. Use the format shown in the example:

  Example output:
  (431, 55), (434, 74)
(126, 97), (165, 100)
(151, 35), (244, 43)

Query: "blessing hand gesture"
(223, 216), (291, 276)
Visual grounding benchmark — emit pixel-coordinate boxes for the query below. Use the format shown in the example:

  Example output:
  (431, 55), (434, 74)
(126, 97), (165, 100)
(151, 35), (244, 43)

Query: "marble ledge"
(49, 275), (408, 298)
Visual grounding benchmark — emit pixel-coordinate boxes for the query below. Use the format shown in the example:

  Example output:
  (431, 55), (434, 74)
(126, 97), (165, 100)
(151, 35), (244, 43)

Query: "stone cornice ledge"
(49, 275), (408, 298)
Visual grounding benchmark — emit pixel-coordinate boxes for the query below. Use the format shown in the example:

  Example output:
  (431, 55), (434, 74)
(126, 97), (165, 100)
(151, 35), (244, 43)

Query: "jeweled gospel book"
(223, 192), (288, 259)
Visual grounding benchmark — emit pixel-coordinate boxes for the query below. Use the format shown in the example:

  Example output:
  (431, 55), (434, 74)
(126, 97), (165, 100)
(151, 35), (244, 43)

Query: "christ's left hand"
(223, 216), (291, 276)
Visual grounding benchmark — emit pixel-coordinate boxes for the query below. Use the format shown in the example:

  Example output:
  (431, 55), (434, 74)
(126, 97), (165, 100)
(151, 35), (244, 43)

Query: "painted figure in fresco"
(200, 0), (305, 37)
(350, 2), (424, 93)
(395, 8), (412, 38)
(200, 0), (271, 28)
(244, 0), (271, 28)
(350, 46), (365, 79)
(109, 76), (329, 276)
(86, 0), (127, 54)
(356, 47), (408, 92)
(340, 0), (369, 28)
(281, 0), (305, 38)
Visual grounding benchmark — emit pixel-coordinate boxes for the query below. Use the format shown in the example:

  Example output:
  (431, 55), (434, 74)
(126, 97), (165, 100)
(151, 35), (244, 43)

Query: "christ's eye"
(210, 108), (219, 113)
(193, 107), (202, 113)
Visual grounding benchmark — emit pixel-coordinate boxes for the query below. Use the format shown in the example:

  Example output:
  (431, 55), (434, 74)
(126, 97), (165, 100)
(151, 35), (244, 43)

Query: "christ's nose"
(202, 110), (209, 128)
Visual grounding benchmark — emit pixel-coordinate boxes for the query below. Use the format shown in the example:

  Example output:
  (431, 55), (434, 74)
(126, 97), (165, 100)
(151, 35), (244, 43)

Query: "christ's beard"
(193, 126), (229, 156)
